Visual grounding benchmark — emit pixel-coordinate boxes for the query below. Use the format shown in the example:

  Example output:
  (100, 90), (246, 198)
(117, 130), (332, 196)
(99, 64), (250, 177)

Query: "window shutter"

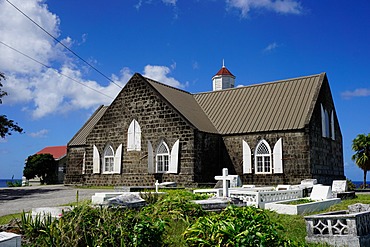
(242, 140), (252, 174)
(321, 104), (326, 137)
(82, 152), (86, 174)
(273, 138), (283, 174)
(114, 144), (122, 174)
(127, 121), (135, 151)
(325, 110), (330, 137)
(134, 121), (141, 150)
(169, 139), (179, 173)
(93, 145), (100, 174)
(148, 141), (154, 174)
(331, 111), (335, 140)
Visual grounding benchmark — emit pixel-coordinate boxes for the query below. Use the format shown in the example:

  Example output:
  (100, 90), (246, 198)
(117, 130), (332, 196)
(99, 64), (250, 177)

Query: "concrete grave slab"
(0, 232), (21, 247)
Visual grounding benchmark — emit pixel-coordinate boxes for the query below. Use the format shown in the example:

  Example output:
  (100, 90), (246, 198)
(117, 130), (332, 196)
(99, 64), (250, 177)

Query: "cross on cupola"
(212, 60), (236, 91)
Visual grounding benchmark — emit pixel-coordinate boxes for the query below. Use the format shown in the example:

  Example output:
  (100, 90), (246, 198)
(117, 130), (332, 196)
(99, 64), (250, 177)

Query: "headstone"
(214, 168), (234, 197)
(332, 180), (348, 193)
(0, 232), (21, 247)
(301, 179), (317, 186)
(242, 185), (256, 188)
(108, 193), (146, 208)
(276, 185), (292, 191)
(310, 185), (332, 200)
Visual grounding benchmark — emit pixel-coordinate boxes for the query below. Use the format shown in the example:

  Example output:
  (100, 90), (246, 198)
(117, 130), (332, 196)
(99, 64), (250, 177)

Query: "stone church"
(65, 65), (345, 187)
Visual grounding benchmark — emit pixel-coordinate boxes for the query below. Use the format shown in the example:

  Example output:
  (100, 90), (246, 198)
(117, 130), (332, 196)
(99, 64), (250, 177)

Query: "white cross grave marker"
(214, 168), (233, 197)
(155, 180), (159, 193)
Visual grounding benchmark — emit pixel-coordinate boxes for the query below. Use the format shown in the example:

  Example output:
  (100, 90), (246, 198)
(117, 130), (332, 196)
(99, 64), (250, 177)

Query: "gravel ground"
(0, 185), (112, 216)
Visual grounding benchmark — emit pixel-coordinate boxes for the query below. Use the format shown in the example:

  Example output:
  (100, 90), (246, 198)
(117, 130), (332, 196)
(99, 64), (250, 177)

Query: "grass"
(281, 198), (315, 205)
(0, 213), (22, 225)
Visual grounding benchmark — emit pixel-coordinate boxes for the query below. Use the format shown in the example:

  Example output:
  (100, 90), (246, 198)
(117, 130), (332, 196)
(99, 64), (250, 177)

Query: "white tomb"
(264, 185), (340, 215)
(0, 232), (21, 247)
(310, 185), (332, 200)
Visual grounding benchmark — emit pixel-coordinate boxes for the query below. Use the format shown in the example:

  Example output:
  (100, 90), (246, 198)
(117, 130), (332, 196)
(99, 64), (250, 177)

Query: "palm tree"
(352, 133), (370, 188)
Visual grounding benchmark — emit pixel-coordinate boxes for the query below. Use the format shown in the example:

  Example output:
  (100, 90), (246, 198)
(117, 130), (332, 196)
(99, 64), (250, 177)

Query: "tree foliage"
(352, 133), (370, 188)
(23, 153), (57, 185)
(0, 72), (23, 138)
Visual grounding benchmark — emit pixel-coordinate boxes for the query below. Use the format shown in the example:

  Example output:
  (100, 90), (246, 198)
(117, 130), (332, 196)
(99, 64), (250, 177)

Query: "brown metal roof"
(68, 105), (108, 146)
(194, 73), (325, 134)
(145, 77), (219, 133)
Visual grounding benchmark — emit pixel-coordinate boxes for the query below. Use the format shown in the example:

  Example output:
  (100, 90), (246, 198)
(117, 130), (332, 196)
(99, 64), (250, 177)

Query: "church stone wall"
(65, 146), (85, 184)
(222, 131), (311, 186)
(308, 79), (345, 185)
(80, 75), (198, 187)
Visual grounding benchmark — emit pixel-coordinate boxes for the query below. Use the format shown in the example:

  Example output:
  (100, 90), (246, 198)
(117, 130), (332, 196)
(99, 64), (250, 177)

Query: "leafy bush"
(183, 206), (303, 247)
(20, 204), (168, 247)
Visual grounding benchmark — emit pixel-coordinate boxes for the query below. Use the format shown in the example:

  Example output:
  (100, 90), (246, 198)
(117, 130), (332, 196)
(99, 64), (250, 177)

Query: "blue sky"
(0, 0), (369, 181)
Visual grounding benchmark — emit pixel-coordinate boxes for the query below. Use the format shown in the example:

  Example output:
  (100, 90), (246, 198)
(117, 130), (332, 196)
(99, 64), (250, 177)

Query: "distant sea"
(0, 179), (22, 188)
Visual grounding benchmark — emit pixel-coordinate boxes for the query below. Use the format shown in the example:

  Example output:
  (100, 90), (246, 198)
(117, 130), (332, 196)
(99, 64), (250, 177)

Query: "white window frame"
(127, 119), (141, 151)
(103, 145), (115, 174)
(156, 141), (170, 173)
(254, 139), (272, 174)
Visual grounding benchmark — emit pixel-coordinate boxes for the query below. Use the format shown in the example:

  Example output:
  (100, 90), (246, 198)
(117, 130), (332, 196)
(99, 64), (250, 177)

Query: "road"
(0, 185), (111, 216)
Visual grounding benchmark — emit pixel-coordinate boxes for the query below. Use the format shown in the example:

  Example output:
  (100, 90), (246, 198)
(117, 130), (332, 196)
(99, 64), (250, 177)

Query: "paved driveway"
(0, 185), (111, 216)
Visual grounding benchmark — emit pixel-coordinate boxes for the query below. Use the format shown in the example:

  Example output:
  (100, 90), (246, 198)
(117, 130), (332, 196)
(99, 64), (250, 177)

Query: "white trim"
(156, 141), (170, 173)
(321, 104), (327, 137)
(127, 119), (141, 151)
(273, 138), (283, 174)
(242, 140), (252, 174)
(148, 141), (154, 174)
(114, 144), (122, 174)
(102, 145), (114, 174)
(82, 152), (86, 174)
(254, 139), (272, 174)
(92, 145), (100, 174)
(169, 139), (179, 173)
(331, 111), (335, 140)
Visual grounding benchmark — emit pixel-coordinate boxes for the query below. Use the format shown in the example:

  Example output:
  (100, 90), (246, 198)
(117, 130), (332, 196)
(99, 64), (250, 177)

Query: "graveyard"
(1, 169), (370, 246)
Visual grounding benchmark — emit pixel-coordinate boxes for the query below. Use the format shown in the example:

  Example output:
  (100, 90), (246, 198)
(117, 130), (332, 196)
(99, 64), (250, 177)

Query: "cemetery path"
(0, 185), (112, 216)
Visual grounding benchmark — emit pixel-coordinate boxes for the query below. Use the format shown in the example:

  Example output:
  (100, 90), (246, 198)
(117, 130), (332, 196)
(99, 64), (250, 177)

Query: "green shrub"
(20, 204), (168, 247)
(183, 206), (303, 247)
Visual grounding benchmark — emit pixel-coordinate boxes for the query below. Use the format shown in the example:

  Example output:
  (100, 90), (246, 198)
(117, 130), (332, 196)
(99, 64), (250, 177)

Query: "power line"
(5, 0), (122, 89)
(0, 40), (115, 100)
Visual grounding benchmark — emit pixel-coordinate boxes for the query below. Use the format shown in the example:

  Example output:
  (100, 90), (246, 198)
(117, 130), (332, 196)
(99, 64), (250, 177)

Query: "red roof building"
(36, 146), (67, 160)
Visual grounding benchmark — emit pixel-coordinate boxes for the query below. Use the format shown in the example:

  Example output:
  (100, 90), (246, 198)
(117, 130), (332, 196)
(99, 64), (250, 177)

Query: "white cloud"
(28, 129), (48, 138)
(341, 88), (370, 100)
(143, 65), (186, 88)
(263, 42), (278, 52)
(0, 0), (185, 119)
(226, 0), (302, 17)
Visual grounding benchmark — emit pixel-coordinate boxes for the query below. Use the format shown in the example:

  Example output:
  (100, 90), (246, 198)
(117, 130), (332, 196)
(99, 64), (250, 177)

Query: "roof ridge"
(195, 72), (325, 96)
(143, 76), (191, 95)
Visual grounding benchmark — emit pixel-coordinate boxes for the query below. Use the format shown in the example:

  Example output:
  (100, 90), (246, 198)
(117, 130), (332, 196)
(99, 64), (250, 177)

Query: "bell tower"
(212, 60), (235, 91)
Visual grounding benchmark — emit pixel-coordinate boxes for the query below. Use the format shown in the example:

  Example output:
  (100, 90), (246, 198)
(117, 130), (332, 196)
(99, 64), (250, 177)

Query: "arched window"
(103, 145), (114, 173)
(255, 140), (272, 174)
(156, 141), (170, 173)
(127, 119), (141, 151)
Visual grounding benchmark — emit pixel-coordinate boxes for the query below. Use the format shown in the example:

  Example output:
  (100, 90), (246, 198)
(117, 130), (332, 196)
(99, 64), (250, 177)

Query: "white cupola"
(212, 60), (235, 91)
